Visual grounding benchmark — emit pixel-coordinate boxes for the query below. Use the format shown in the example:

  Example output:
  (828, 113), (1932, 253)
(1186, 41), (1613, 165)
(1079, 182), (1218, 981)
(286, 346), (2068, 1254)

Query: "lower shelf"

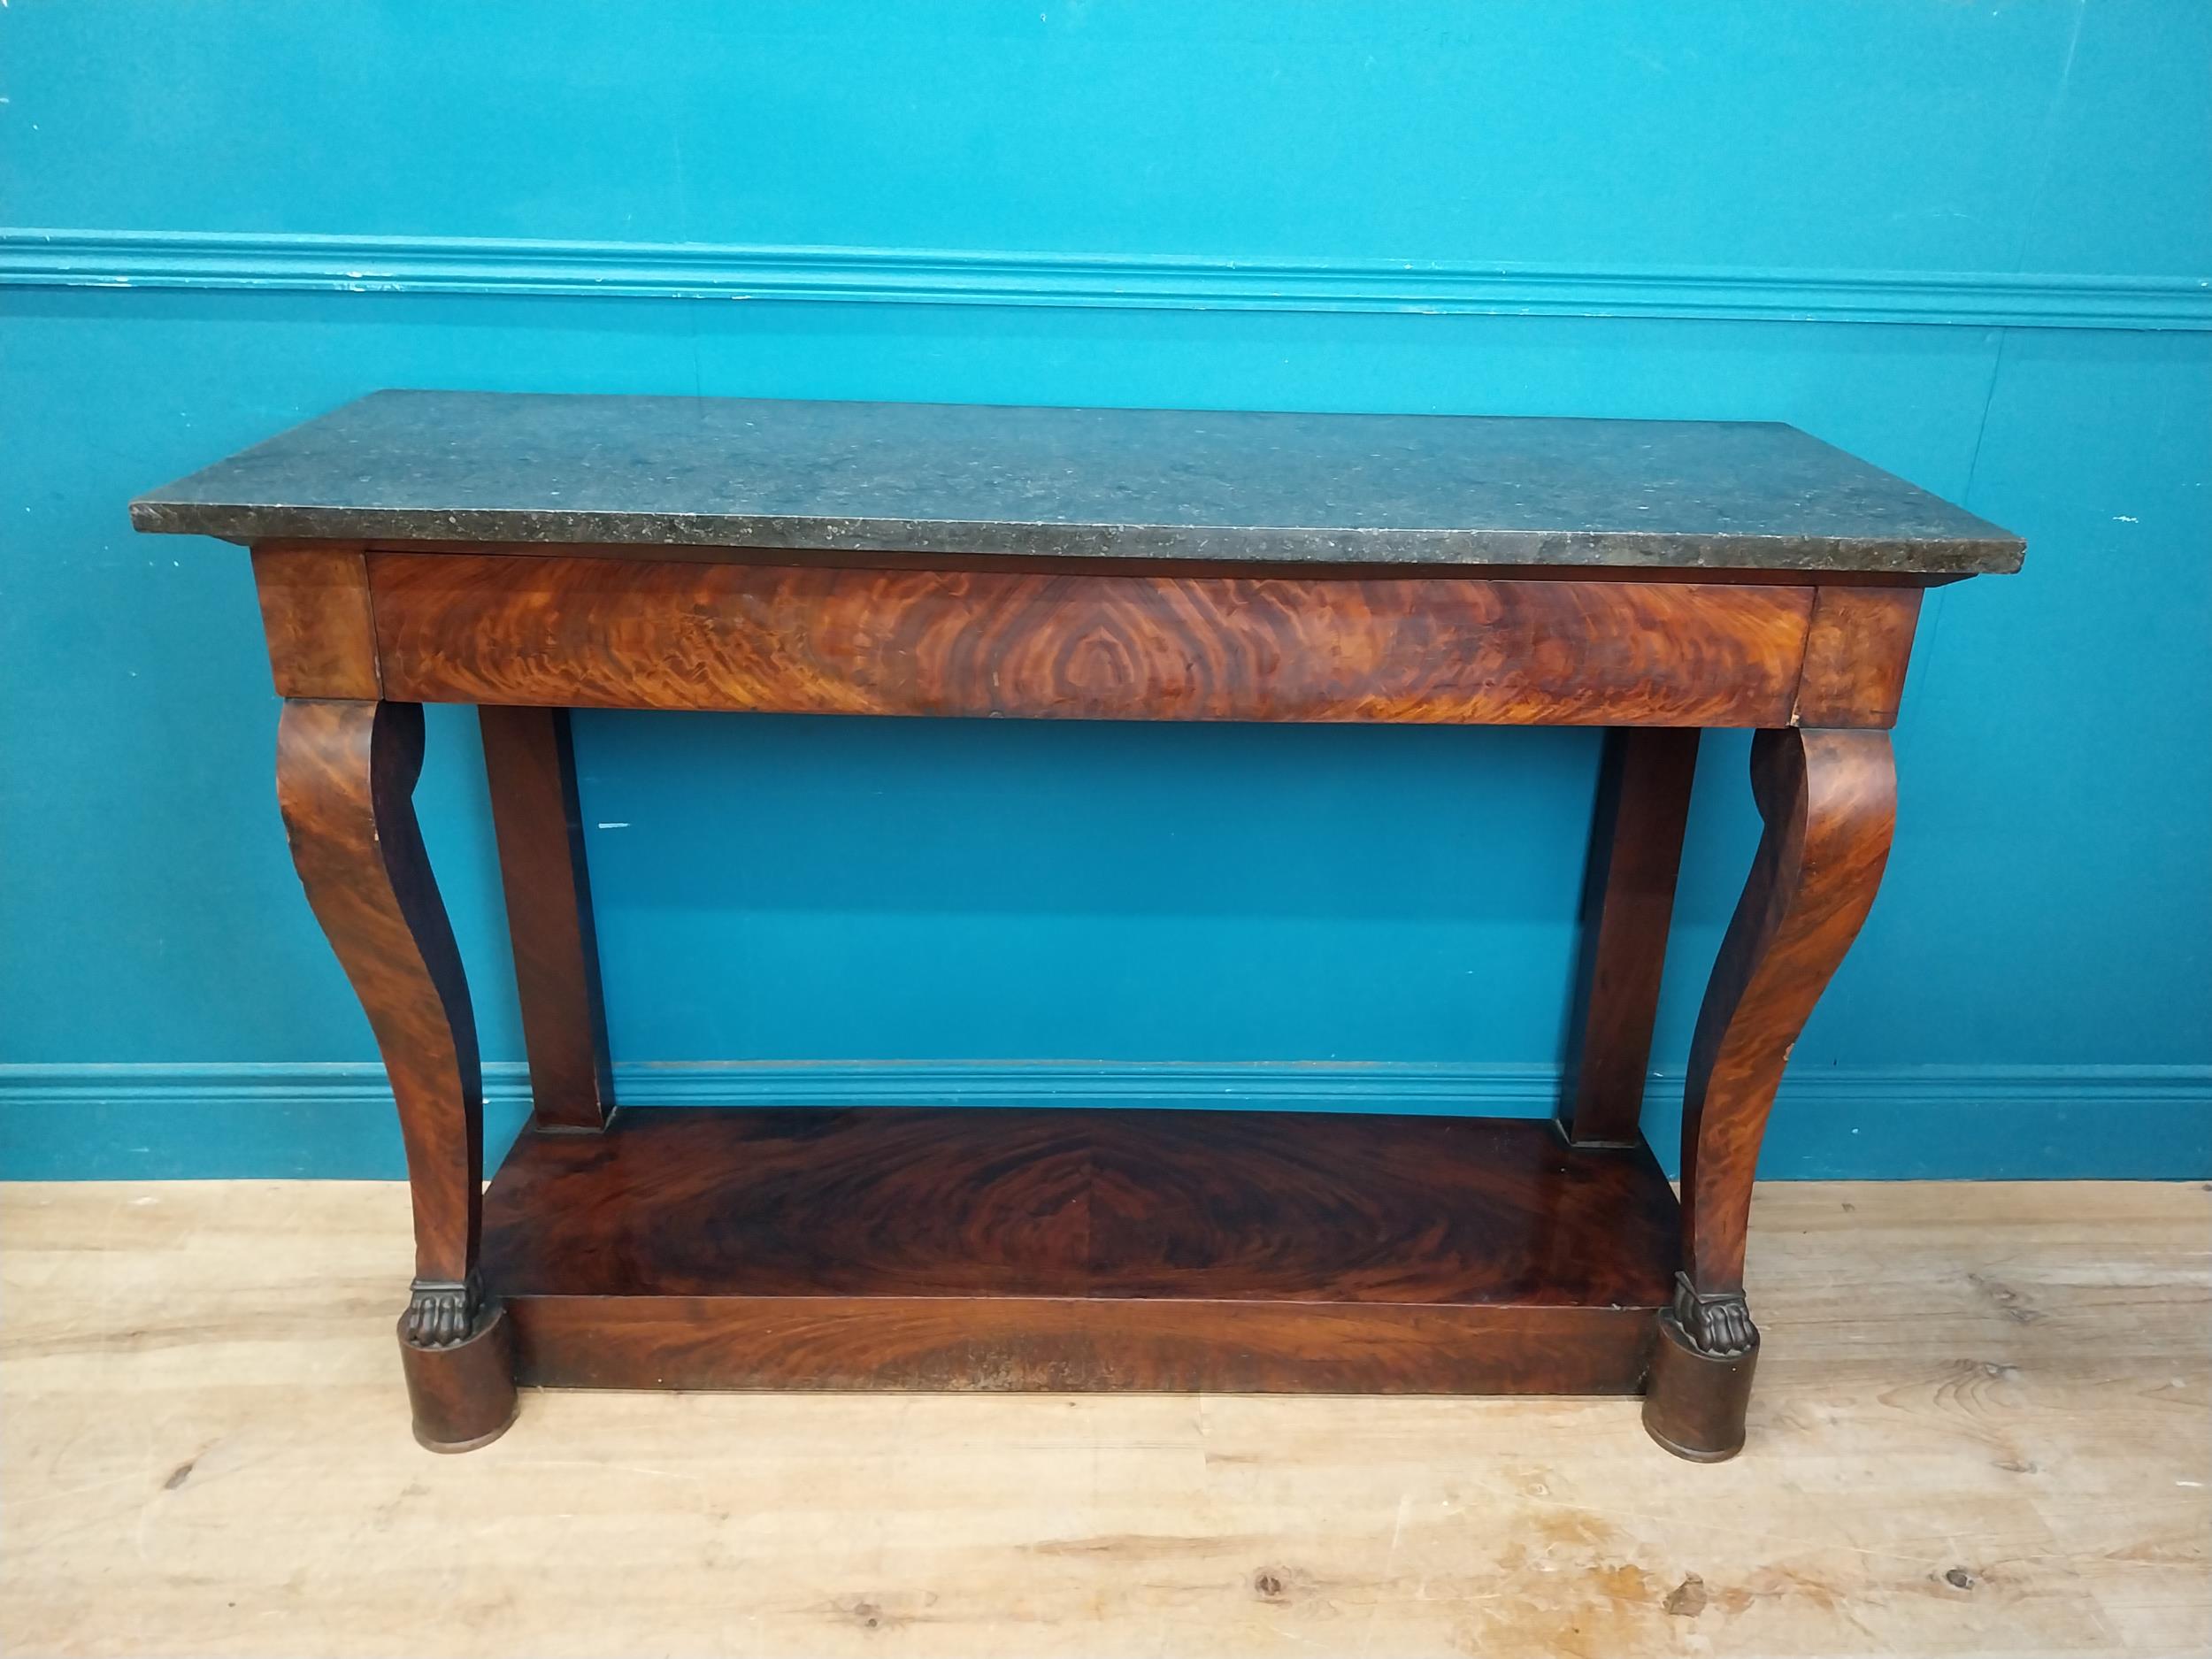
(480, 1105), (1678, 1395)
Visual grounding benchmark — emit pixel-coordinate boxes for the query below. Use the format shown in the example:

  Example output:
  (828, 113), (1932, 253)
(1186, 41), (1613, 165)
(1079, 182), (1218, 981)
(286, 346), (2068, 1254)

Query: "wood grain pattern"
(478, 706), (613, 1132)
(274, 701), (485, 1317)
(1557, 726), (1701, 1146)
(511, 1298), (1655, 1396)
(1793, 585), (1923, 727)
(367, 552), (1817, 727)
(483, 1107), (1677, 1305)
(7, 1178), (2201, 1657)
(479, 1106), (1678, 1394)
(250, 544), (379, 698)
(1679, 728), (1897, 1302)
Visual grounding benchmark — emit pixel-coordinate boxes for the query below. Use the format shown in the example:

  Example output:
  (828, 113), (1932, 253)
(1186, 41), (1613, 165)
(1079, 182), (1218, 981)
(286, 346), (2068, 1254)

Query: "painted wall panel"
(2, 2), (2101, 270)
(1, 2), (2206, 1177)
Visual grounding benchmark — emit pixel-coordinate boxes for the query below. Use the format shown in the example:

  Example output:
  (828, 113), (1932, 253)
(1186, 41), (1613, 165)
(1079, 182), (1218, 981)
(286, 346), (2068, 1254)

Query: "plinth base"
(479, 1106), (1682, 1397)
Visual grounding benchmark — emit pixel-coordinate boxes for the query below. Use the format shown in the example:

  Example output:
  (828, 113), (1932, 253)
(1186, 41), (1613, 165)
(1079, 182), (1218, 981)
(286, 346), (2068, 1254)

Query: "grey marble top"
(130, 389), (2023, 574)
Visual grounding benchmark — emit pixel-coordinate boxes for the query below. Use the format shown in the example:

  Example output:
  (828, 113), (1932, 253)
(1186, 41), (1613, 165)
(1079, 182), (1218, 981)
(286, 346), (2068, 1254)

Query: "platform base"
(478, 1106), (1682, 1397)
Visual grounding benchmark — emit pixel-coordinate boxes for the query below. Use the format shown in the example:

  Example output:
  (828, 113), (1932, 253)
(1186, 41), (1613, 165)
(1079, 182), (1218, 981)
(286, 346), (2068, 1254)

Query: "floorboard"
(2, 1177), (2205, 1657)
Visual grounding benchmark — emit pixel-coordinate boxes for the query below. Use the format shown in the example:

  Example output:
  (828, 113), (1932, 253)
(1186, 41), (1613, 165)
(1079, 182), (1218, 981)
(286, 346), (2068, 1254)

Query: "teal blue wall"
(4, 2), (2208, 1179)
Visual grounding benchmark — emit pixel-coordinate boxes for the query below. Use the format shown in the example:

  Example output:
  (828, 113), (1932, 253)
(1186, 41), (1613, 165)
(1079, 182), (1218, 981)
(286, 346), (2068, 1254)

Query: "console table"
(132, 391), (2022, 1460)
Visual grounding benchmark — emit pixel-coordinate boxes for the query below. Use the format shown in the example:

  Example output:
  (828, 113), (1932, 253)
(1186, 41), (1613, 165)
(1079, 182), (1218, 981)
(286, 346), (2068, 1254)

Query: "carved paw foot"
(403, 1279), (480, 1348)
(1672, 1272), (1758, 1359)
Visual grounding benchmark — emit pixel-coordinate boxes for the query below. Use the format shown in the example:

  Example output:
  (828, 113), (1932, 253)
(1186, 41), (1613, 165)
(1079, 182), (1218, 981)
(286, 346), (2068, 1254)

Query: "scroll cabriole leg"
(480, 705), (615, 1132)
(1643, 726), (1896, 1462)
(275, 699), (517, 1452)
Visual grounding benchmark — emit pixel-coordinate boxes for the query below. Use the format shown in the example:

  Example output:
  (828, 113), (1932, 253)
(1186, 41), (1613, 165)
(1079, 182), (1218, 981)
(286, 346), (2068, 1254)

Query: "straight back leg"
(1556, 726), (1701, 1147)
(480, 705), (615, 1132)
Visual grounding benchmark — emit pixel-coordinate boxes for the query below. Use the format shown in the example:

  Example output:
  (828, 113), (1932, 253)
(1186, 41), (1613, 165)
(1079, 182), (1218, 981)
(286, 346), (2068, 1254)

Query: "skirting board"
(2, 1061), (2206, 1182)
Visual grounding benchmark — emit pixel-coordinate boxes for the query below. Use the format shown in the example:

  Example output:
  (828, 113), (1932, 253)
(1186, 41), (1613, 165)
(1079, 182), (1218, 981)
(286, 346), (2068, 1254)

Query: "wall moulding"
(5, 228), (2209, 331)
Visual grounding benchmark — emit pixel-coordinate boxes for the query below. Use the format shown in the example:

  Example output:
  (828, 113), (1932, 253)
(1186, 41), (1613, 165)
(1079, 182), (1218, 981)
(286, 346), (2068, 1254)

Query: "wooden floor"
(2, 1179), (2205, 1658)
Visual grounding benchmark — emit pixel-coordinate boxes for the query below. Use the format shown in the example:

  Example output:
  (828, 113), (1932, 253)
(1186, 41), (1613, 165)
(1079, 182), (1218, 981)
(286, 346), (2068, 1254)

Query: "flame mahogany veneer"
(368, 552), (1822, 728)
(129, 393), (2024, 1461)
(485, 1107), (1678, 1395)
